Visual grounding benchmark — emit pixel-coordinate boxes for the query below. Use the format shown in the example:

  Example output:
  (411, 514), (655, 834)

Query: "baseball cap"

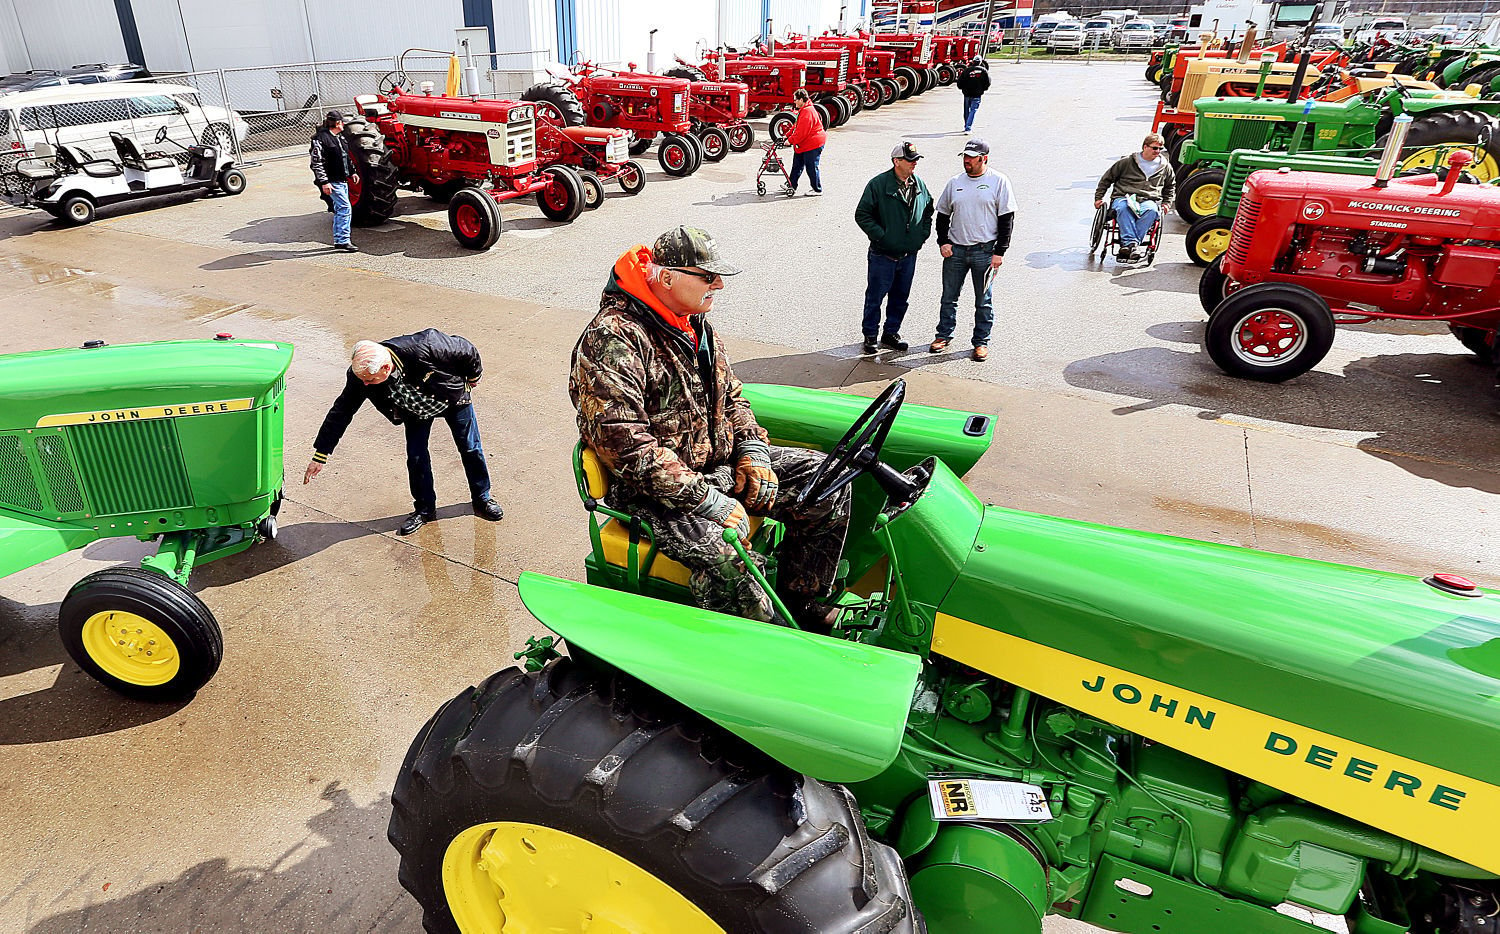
(324, 110), (345, 125)
(960, 138), (990, 157)
(653, 226), (742, 276)
(891, 141), (923, 162)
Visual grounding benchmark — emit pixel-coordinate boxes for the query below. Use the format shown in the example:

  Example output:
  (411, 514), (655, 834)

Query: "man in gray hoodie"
(1093, 133), (1176, 263)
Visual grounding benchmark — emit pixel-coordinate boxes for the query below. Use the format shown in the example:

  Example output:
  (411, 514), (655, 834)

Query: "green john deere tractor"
(389, 380), (1499, 934)
(1174, 82), (1500, 221)
(0, 337), (291, 700)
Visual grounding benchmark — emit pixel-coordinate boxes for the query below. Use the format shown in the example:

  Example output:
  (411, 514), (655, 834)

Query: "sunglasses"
(670, 267), (721, 284)
(1145, 144), (1165, 150)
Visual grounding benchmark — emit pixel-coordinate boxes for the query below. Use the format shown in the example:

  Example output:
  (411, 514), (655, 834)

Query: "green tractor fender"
(517, 571), (921, 784)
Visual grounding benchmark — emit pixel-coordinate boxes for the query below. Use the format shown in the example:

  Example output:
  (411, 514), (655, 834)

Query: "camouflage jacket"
(570, 248), (767, 511)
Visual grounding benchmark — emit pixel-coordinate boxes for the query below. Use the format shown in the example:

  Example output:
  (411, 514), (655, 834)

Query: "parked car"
(0, 63), (148, 97)
(1049, 21), (1086, 51)
(1115, 20), (1157, 49)
(1030, 20), (1062, 44)
(0, 82), (249, 163)
(1352, 18), (1406, 44)
(1082, 19), (1114, 47)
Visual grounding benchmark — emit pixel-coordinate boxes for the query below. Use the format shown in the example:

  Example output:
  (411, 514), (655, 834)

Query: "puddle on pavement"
(1152, 495), (1405, 567)
(3, 253), (94, 284)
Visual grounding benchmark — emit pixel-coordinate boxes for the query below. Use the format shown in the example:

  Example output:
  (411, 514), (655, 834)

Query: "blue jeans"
(790, 146), (822, 192)
(862, 249), (918, 338)
(937, 241), (997, 346)
(1111, 196), (1158, 248)
(330, 181), (351, 245)
(404, 403), (492, 514)
(963, 95), (981, 131)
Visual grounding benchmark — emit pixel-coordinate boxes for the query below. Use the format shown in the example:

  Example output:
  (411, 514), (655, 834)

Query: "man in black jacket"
(309, 111), (359, 253)
(955, 58), (991, 133)
(304, 329), (504, 535)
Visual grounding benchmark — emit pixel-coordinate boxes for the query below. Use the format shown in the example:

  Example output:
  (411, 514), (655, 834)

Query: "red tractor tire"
(726, 123), (755, 152)
(577, 170), (606, 210)
(657, 134), (697, 177)
(920, 68), (938, 93)
(1204, 283), (1335, 382)
(862, 82), (883, 110)
(767, 111), (796, 145)
(448, 187), (502, 250)
(342, 118), (399, 226)
(680, 131), (705, 173)
(535, 165), (586, 222)
(936, 63), (956, 85)
(616, 160), (647, 195)
(894, 66), (919, 99)
(813, 102), (833, 131)
(628, 132), (655, 156)
(696, 126), (730, 162)
(878, 79), (899, 106)
(830, 94), (852, 126)
(521, 81), (586, 127)
(841, 85), (863, 116)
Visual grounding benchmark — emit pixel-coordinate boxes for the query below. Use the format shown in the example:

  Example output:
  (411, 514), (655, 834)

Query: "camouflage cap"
(652, 226), (742, 276)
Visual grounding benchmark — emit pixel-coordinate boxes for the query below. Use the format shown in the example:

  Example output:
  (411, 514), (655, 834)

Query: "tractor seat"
(579, 445), (762, 587)
(109, 132), (175, 171)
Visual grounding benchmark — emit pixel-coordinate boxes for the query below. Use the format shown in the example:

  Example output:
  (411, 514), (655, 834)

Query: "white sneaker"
(807, 189), (822, 196)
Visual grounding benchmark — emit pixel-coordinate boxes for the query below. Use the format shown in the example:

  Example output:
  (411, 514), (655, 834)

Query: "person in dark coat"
(309, 110), (359, 252)
(955, 58), (991, 133)
(304, 329), (504, 535)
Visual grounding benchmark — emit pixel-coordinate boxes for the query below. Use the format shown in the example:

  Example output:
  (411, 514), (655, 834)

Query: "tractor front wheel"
(658, 134), (696, 177)
(862, 81), (883, 110)
(448, 187), (502, 250)
(577, 170), (605, 210)
(895, 66), (919, 99)
(726, 123), (755, 152)
(879, 79), (899, 106)
(59, 567), (222, 701)
(617, 160), (647, 195)
(936, 63), (956, 85)
(1186, 215), (1232, 267)
(841, 85), (863, 116)
(1450, 324), (1497, 363)
(1175, 167), (1225, 223)
(767, 111), (796, 145)
(1205, 283), (1336, 382)
(389, 660), (923, 934)
(1198, 254), (1240, 314)
(697, 125), (730, 162)
(536, 165), (586, 222)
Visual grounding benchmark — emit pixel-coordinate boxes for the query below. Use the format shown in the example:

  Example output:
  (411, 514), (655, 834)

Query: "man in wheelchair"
(1093, 132), (1176, 264)
(569, 226), (852, 628)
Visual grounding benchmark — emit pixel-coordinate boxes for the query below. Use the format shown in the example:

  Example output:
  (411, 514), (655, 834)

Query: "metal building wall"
(573, 0), (621, 64)
(566, 0), (849, 68)
(0, 0), (127, 72)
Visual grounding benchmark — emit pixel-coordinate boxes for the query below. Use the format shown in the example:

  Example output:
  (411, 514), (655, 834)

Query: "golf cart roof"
(0, 82), (199, 110)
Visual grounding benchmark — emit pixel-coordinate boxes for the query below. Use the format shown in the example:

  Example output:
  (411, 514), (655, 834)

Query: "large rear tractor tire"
(1377, 110), (1500, 181)
(628, 132), (655, 156)
(521, 81), (587, 127)
(535, 165), (586, 222)
(1204, 283), (1336, 381)
(389, 659), (923, 934)
(1186, 214), (1233, 267)
(767, 111), (796, 145)
(342, 118), (399, 225)
(665, 65), (707, 82)
(1175, 167), (1225, 223)
(658, 133), (697, 177)
(59, 567), (222, 701)
(447, 187), (502, 250)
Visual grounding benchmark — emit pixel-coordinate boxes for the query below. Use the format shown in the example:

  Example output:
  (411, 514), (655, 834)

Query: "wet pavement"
(1, 61), (1495, 934)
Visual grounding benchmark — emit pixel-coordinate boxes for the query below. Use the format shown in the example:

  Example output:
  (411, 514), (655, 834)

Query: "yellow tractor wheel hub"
(81, 610), (180, 686)
(1189, 183), (1222, 216)
(442, 821), (726, 934)
(1194, 226), (1232, 262)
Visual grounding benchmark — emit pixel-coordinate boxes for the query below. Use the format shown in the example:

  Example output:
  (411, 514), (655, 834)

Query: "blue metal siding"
(555, 0), (578, 64)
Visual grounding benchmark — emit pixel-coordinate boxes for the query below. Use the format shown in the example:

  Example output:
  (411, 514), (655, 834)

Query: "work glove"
(692, 486), (750, 541)
(734, 440), (778, 513)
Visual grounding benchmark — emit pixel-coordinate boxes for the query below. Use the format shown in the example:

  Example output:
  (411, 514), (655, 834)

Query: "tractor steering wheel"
(378, 70), (408, 95)
(794, 379), (906, 513)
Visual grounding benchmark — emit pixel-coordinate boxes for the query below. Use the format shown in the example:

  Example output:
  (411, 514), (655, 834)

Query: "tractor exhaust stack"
(1286, 51), (1312, 103)
(1237, 24), (1257, 61)
(1374, 114), (1414, 189)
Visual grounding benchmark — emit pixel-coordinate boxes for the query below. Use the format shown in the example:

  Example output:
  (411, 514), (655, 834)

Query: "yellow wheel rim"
(81, 611), (180, 686)
(1399, 146), (1500, 182)
(443, 822), (726, 934)
(1189, 183), (1222, 216)
(1194, 226), (1231, 262)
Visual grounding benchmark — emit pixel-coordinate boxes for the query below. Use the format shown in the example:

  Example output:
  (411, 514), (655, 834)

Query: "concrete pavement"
(0, 60), (1494, 933)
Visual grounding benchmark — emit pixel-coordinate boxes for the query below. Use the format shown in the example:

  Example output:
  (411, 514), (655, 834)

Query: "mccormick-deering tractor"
(389, 378), (1499, 934)
(522, 63), (704, 178)
(1204, 122), (1500, 383)
(1, 336), (290, 701)
(345, 63), (588, 251)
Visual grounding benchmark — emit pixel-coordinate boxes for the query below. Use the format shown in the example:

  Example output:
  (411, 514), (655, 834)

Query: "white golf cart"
(2, 122), (245, 225)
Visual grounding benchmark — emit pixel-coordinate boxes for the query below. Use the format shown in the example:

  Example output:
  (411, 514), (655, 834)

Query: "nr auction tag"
(927, 778), (1053, 822)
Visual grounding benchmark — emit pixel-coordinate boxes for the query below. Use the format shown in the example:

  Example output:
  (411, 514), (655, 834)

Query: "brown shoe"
(971, 345), (989, 362)
(929, 338), (951, 353)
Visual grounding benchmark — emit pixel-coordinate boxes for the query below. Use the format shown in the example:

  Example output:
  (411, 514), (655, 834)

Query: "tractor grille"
(1228, 120), (1273, 152)
(66, 419), (192, 516)
(0, 434), (43, 513)
(507, 116), (536, 166)
(1180, 73), (1208, 109)
(838, 57), (849, 85)
(34, 434), (84, 514)
(604, 134), (628, 164)
(1226, 189), (1262, 266)
(1222, 161), (1257, 213)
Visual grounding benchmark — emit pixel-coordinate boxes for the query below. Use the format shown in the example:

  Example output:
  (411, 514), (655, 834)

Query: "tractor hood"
(933, 507), (1500, 875)
(0, 339), (293, 431)
(517, 572), (920, 783)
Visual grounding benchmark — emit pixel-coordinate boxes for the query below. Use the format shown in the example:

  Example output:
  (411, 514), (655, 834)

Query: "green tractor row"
(388, 380), (1500, 934)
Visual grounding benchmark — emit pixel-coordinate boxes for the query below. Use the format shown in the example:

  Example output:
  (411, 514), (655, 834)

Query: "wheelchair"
(1089, 198), (1163, 265)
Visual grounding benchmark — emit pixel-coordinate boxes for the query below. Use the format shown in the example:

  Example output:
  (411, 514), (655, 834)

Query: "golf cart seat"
(13, 142), (59, 181)
(56, 143), (123, 178)
(574, 442), (765, 590)
(109, 132), (175, 171)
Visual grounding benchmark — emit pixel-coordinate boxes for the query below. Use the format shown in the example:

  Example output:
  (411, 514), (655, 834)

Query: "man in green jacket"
(855, 141), (935, 355)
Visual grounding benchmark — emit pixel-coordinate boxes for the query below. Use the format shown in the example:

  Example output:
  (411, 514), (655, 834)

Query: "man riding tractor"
(568, 226), (849, 629)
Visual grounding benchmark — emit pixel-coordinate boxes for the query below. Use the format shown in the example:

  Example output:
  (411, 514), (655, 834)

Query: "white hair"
(350, 340), (392, 376)
(645, 262), (668, 284)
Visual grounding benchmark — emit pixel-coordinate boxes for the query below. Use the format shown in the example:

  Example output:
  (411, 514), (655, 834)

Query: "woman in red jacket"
(785, 88), (826, 196)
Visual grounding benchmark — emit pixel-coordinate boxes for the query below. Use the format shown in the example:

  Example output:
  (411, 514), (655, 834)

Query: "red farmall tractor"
(931, 35), (964, 85)
(344, 81), (587, 252)
(871, 32), (937, 98)
(522, 63), (704, 178)
(1203, 134), (1500, 385)
(765, 45), (857, 127)
(805, 34), (891, 112)
(659, 61), (758, 157)
(532, 123), (645, 206)
(691, 51), (810, 145)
